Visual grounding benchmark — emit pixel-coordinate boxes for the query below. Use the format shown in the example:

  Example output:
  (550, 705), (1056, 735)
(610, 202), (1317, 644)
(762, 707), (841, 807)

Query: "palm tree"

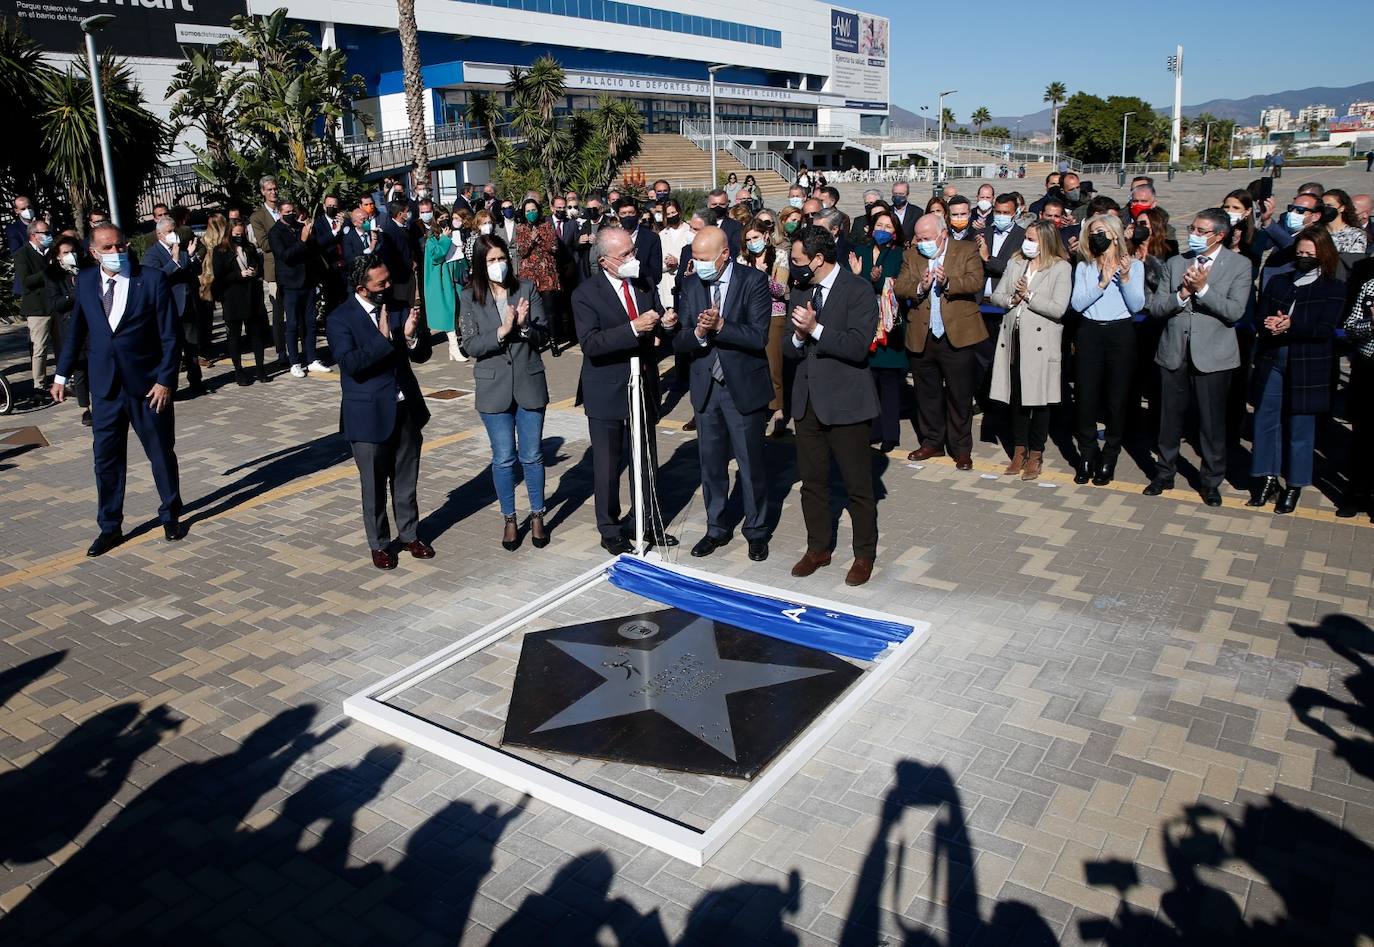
(509, 56), (571, 201)
(940, 107), (956, 129)
(971, 106), (991, 135)
(1043, 81), (1067, 165)
(396, 0), (428, 187)
(0, 19), (59, 211)
(466, 90), (502, 151)
(591, 94), (644, 188)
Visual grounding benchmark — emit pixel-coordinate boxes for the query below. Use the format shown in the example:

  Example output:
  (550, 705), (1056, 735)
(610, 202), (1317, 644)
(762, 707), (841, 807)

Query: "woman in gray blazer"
(459, 234), (551, 551)
(989, 220), (1073, 480)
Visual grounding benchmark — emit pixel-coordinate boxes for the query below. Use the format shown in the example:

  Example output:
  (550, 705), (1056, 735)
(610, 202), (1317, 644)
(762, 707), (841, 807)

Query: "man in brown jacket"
(893, 213), (987, 469)
(249, 175), (285, 366)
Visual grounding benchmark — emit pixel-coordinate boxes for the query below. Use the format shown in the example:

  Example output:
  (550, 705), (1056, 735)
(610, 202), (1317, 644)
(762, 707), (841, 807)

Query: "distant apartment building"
(1259, 107), (1292, 130)
(1296, 105), (1336, 125)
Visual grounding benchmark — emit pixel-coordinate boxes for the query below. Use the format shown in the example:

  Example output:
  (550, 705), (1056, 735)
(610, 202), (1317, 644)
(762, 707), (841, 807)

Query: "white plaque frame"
(342, 558), (929, 866)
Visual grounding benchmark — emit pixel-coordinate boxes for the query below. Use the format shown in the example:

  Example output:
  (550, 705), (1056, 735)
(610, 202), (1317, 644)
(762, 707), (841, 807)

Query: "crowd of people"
(7, 162), (1374, 584)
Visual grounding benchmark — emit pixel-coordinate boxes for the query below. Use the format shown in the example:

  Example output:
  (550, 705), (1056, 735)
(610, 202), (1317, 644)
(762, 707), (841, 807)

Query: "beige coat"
(988, 257), (1071, 407)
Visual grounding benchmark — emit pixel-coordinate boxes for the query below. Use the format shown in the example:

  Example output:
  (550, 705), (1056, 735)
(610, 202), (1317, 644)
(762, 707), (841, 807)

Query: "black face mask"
(588, 207), (603, 221)
(710, 206), (727, 222)
(554, 209), (567, 220)
(323, 205), (338, 217)
(1088, 232), (1112, 256)
(789, 262), (814, 287)
(1293, 257), (1320, 274)
(281, 213), (298, 226)
(366, 288), (388, 306)
(232, 234), (247, 245)
(620, 215), (638, 231)
(1132, 224), (1150, 243)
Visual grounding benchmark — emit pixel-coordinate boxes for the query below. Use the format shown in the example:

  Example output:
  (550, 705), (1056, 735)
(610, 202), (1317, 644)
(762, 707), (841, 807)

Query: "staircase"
(616, 135), (793, 203)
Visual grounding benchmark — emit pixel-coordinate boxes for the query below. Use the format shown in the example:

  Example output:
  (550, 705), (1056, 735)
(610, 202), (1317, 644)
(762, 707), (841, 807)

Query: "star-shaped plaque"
(502, 609), (862, 779)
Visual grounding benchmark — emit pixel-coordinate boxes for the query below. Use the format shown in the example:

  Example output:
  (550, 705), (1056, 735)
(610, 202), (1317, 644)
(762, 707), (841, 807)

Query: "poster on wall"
(2, 0), (245, 59)
(830, 8), (888, 112)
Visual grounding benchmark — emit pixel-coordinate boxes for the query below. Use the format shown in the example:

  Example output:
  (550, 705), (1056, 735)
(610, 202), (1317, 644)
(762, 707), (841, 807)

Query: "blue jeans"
(479, 406), (546, 516)
(1251, 354), (1316, 487)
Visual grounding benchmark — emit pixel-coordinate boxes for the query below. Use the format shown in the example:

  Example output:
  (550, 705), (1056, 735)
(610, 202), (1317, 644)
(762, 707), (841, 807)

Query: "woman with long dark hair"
(1246, 227), (1344, 514)
(459, 233), (551, 550)
(210, 216), (270, 385)
(855, 209), (908, 452)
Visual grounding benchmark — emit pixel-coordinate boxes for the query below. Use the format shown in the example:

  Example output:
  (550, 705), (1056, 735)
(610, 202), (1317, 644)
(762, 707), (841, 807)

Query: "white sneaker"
(307, 360), (332, 374)
(289, 364), (306, 378)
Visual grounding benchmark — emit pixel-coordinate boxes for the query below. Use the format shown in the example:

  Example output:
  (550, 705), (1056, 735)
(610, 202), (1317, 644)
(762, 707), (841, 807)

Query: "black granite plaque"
(501, 608), (862, 779)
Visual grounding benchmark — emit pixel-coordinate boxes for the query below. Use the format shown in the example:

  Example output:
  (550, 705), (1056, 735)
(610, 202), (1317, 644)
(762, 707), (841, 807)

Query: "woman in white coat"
(989, 220), (1073, 480)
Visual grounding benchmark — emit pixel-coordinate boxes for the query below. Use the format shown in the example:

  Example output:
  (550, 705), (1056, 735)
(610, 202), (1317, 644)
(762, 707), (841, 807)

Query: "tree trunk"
(397, 0), (428, 185)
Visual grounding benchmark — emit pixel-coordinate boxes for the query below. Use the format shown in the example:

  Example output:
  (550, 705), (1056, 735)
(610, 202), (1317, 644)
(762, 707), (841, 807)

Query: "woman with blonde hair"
(989, 221), (1073, 479)
(197, 214), (228, 304)
(1070, 212), (1146, 486)
(464, 209), (494, 265)
(209, 213), (269, 385)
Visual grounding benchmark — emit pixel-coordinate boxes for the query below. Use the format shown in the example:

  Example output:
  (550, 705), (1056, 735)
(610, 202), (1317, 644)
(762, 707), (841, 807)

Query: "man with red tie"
(571, 228), (679, 554)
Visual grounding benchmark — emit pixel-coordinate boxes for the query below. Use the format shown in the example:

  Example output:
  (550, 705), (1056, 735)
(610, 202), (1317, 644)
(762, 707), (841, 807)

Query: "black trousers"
(1074, 319), (1136, 459)
(910, 332), (976, 456)
(1010, 365), (1050, 452)
(1157, 361), (1232, 488)
(224, 312), (267, 371)
(870, 366), (905, 447)
(1349, 355), (1374, 498)
(795, 402), (878, 559)
(179, 320), (203, 390)
(349, 400), (423, 550)
(697, 381), (769, 540)
(543, 289), (570, 347)
(588, 414), (660, 540)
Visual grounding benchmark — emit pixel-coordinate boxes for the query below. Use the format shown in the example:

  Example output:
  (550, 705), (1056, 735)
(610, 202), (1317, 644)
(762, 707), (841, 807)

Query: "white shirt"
(986, 226), (1012, 297)
(792, 263), (841, 348)
(55, 269), (129, 387)
(697, 262), (734, 347)
(355, 292), (415, 401)
(1178, 246), (1220, 306)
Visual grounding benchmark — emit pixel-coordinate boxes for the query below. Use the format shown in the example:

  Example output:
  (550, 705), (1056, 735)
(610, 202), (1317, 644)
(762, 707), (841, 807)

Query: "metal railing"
(337, 121), (511, 168)
(1077, 161), (1172, 177)
(679, 119), (797, 184)
(712, 121), (854, 140)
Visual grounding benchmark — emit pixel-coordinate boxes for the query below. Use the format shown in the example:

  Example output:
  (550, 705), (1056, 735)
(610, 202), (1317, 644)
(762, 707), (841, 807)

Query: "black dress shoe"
(747, 538), (769, 561)
(1091, 455), (1116, 487)
(80, 409), (92, 427)
(690, 534), (731, 558)
(1142, 477), (1175, 497)
(1336, 495), (1368, 519)
(1246, 476), (1279, 508)
(549, 343), (561, 357)
(1275, 485), (1302, 514)
(163, 521), (185, 542)
(601, 535), (634, 555)
(86, 530), (123, 557)
(1074, 451), (1096, 485)
(1202, 487), (1223, 507)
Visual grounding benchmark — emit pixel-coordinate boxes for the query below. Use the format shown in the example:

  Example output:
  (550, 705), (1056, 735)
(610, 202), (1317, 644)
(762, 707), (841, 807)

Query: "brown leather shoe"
(845, 558), (875, 586)
(1020, 451), (1043, 481)
(1004, 447), (1026, 475)
(954, 455), (974, 471)
(371, 548), (397, 570)
(684, 417), (697, 432)
(907, 446), (945, 462)
(790, 550), (832, 578)
(403, 539), (435, 559)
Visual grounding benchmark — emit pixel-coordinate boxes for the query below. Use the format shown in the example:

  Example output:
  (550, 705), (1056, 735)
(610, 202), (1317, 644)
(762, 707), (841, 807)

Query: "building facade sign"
(4, 0), (244, 59)
(829, 7), (888, 112)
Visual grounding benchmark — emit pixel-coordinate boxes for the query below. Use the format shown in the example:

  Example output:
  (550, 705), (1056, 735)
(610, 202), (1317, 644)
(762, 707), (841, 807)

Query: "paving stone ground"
(2, 163), (1374, 945)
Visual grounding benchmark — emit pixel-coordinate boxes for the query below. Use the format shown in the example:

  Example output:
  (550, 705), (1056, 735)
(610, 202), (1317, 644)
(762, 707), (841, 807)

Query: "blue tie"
(929, 262), (945, 340)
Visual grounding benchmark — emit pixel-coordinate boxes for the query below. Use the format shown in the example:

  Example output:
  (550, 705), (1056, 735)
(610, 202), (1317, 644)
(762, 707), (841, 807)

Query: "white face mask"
(616, 258), (641, 280)
(479, 223), (493, 235)
(19, 207), (33, 220)
(487, 261), (508, 283)
(976, 199), (993, 213)
(164, 232), (179, 246)
(1226, 210), (1243, 225)
(60, 252), (77, 270)
(1022, 240), (1040, 259)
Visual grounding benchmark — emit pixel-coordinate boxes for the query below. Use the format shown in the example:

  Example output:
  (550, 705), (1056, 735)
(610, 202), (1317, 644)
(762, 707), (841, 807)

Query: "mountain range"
(893, 81), (1374, 134)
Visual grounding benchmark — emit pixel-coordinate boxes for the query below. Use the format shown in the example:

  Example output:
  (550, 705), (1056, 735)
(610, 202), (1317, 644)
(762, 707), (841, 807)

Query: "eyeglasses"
(1287, 204), (1315, 214)
(1186, 227), (1215, 236)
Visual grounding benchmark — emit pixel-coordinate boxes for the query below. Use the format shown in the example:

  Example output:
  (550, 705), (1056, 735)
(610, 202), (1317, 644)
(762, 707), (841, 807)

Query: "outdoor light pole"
(920, 105), (928, 136)
(1229, 126), (1237, 171)
(937, 89), (956, 186)
(1167, 45), (1183, 173)
(81, 15), (121, 229)
(1119, 111), (1135, 187)
(1202, 120), (1216, 175)
(707, 64), (727, 188)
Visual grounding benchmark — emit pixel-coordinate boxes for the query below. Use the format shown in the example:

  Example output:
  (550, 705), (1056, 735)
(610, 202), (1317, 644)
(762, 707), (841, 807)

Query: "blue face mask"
(916, 240), (939, 259)
(872, 230), (894, 246)
(695, 255), (723, 282)
(892, 195), (908, 208)
(993, 214), (1013, 231)
(1187, 233), (1210, 254)
(502, 207), (515, 219)
(1285, 210), (1307, 232)
(788, 197), (804, 209)
(37, 233), (52, 249)
(746, 238), (766, 254)
(100, 251), (129, 273)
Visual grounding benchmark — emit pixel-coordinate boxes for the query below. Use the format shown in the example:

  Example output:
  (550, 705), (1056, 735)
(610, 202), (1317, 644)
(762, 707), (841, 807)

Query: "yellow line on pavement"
(0, 427), (483, 591)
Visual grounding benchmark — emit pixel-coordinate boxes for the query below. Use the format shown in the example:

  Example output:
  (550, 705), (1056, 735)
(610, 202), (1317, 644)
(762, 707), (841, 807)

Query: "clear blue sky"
(861, 0), (1373, 120)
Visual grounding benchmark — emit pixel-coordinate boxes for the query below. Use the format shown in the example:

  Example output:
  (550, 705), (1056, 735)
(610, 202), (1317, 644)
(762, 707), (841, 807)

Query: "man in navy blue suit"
(705, 189), (744, 259)
(571, 227), (679, 555)
(380, 199), (419, 320)
(613, 198), (663, 296)
(141, 217), (204, 396)
(326, 255), (434, 570)
(52, 223), (183, 556)
(672, 227), (774, 562)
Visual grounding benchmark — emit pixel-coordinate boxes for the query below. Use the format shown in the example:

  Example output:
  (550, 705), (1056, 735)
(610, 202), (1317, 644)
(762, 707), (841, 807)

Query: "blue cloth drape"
(605, 556), (914, 661)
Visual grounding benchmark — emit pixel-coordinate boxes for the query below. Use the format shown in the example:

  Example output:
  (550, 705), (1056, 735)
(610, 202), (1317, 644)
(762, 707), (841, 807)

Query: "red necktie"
(621, 280), (638, 322)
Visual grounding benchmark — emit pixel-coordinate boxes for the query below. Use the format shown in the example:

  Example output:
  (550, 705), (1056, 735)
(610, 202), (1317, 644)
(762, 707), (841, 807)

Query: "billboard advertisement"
(830, 8), (888, 112)
(4, 0), (244, 59)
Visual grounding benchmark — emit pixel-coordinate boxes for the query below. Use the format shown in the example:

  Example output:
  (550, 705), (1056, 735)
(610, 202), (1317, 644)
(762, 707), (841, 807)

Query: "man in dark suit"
(6, 195), (34, 295)
(52, 223), (183, 555)
(782, 226), (881, 587)
(571, 227), (680, 555)
(268, 199), (326, 377)
(343, 207), (380, 273)
(14, 217), (59, 404)
(326, 256), (434, 569)
(613, 198), (663, 296)
(705, 189), (744, 259)
(1144, 209), (1251, 506)
(548, 193), (587, 350)
(381, 199), (418, 318)
(453, 183), (475, 217)
(314, 195), (349, 320)
(672, 227), (773, 561)
(140, 217), (205, 396)
(889, 182), (918, 246)
(894, 212), (988, 470)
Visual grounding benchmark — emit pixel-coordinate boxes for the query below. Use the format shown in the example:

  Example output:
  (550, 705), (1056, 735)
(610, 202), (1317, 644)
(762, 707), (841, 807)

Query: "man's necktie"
(709, 282), (725, 384)
(812, 286), (825, 314)
(103, 277), (117, 326)
(621, 280), (638, 322)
